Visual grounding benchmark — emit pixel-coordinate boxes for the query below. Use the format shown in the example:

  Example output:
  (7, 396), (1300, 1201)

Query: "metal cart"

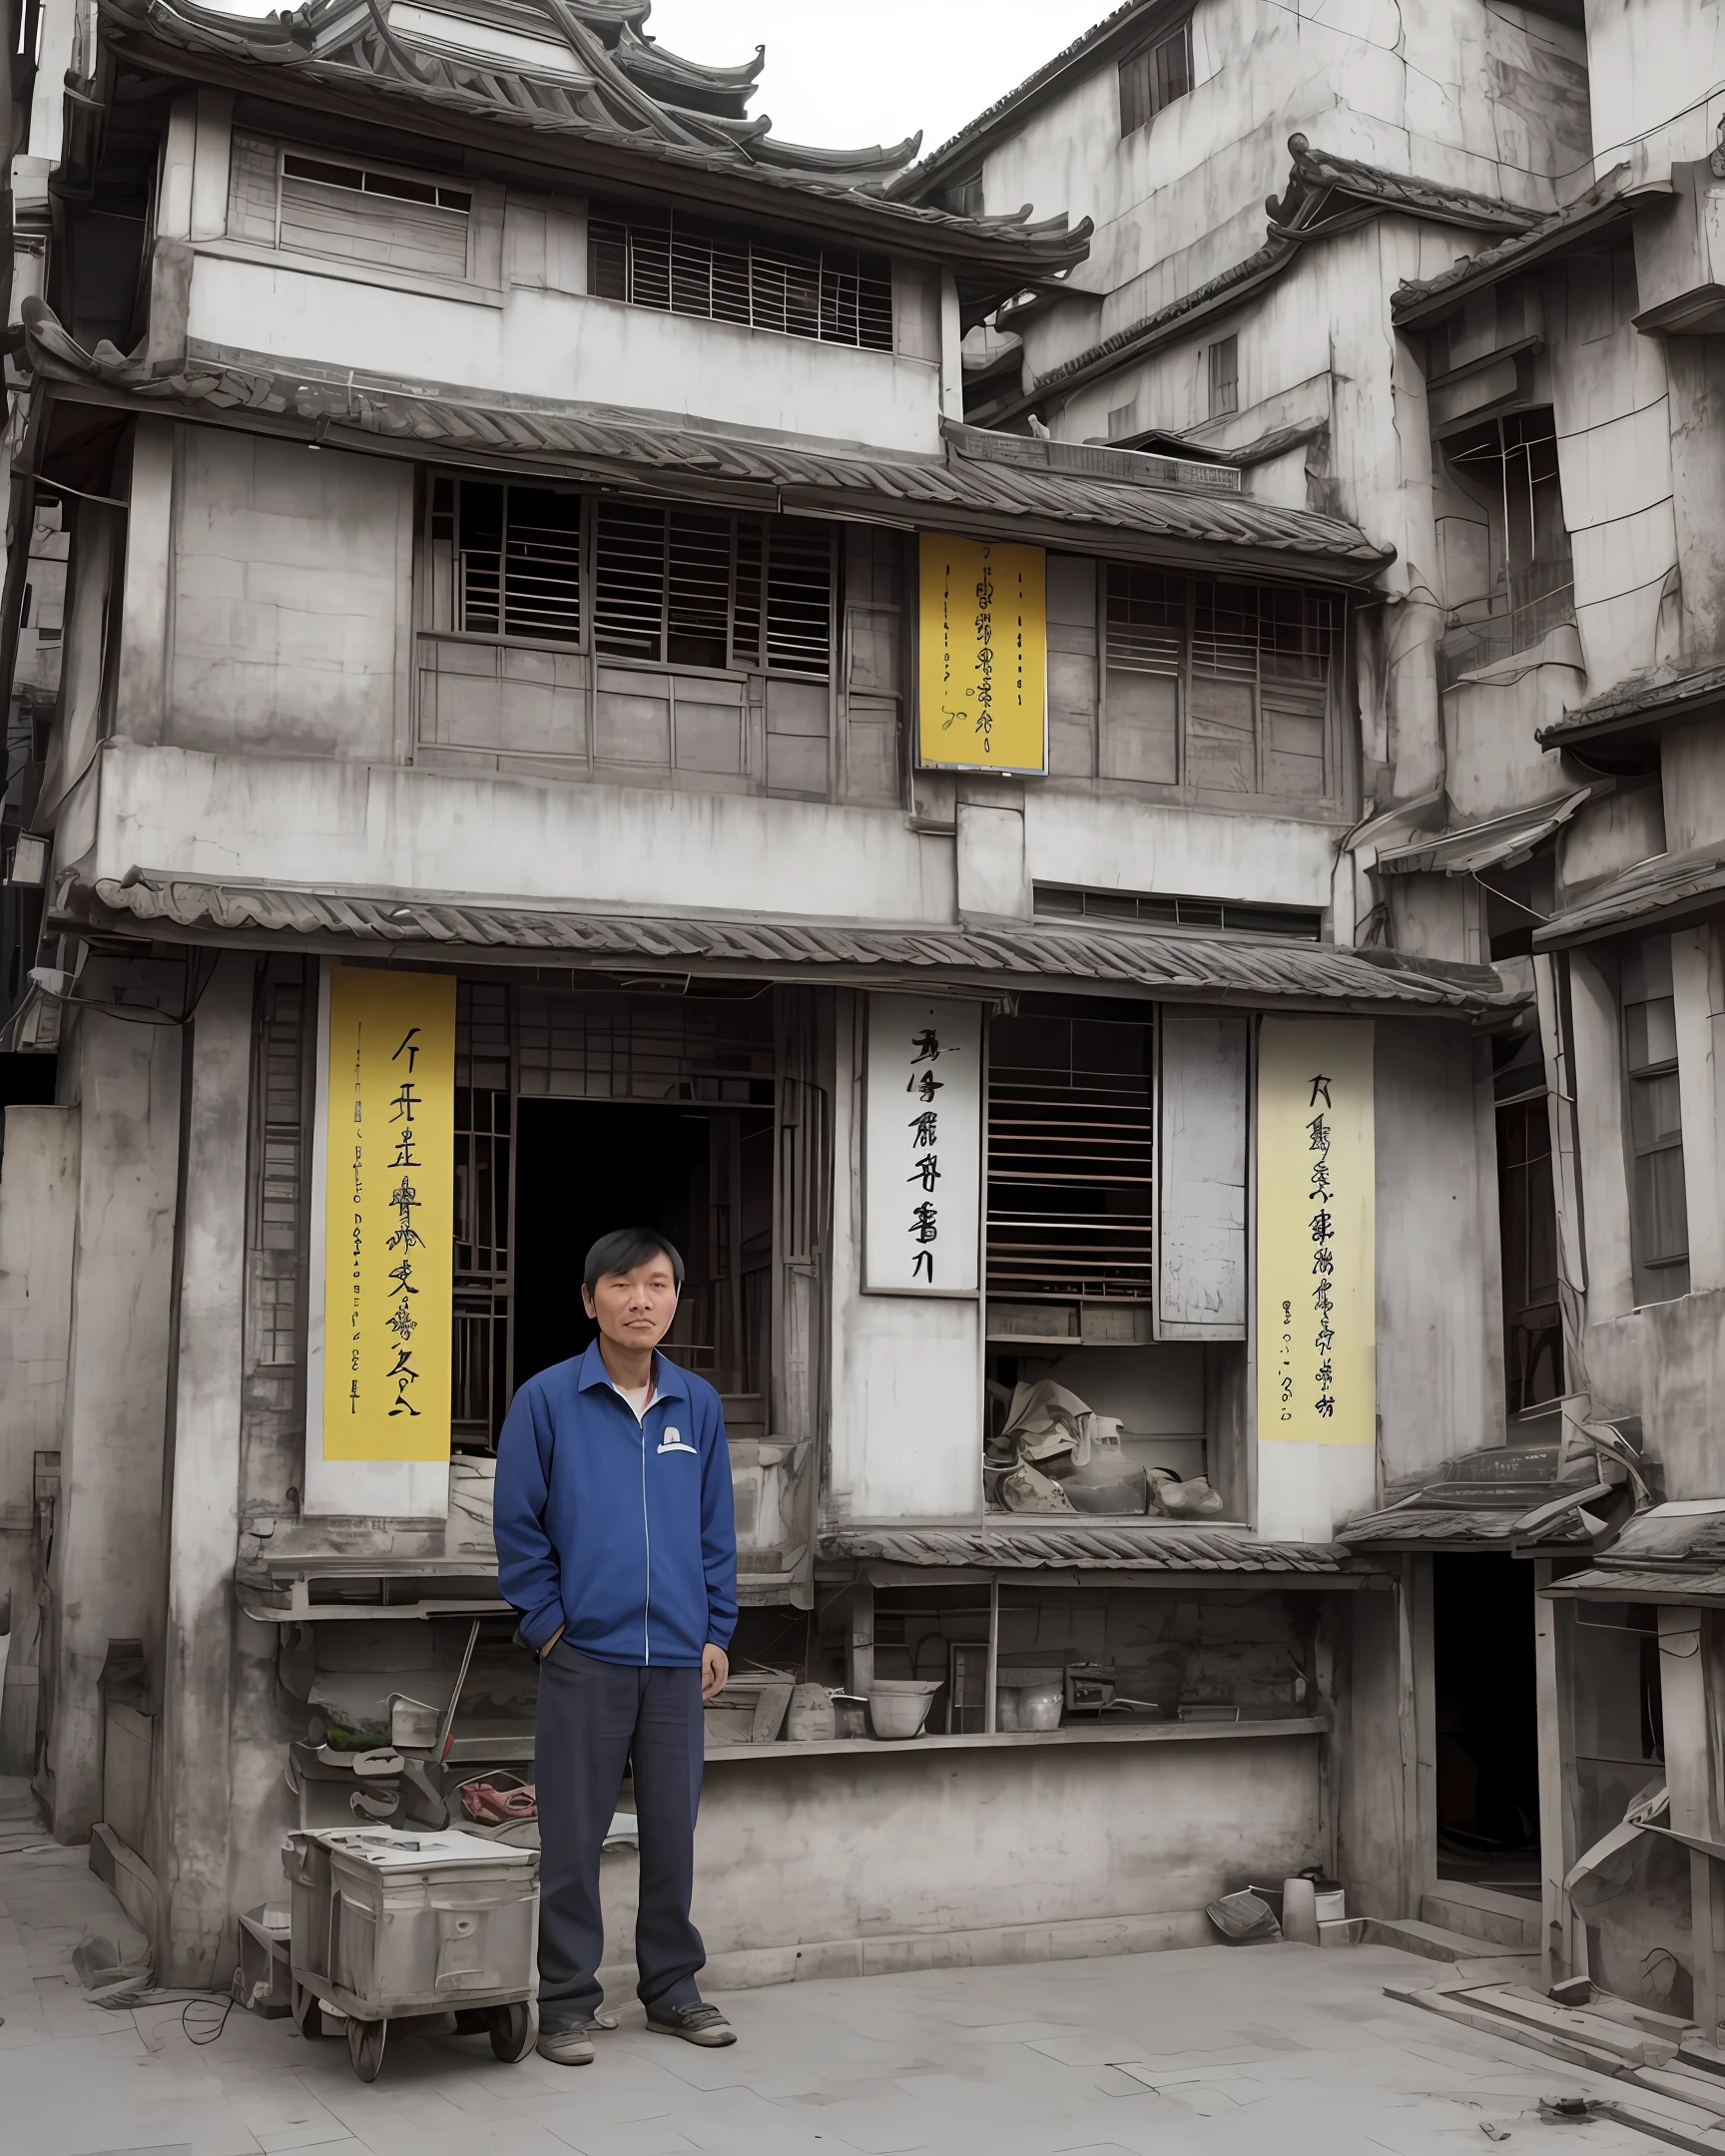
(284, 1825), (539, 2080)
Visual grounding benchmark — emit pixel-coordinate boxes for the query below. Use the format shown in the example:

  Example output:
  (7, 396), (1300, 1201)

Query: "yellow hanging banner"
(321, 964), (456, 1462)
(917, 531), (1047, 773)
(1256, 1017), (1375, 1446)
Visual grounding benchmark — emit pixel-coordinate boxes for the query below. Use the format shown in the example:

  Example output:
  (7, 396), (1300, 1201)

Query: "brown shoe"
(646, 2000), (736, 2047)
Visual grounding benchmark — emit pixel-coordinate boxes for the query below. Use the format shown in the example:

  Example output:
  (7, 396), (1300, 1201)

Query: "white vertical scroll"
(862, 993), (983, 1296)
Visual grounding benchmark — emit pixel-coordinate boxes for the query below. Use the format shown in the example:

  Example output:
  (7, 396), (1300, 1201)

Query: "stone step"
(1421, 1889), (1541, 1953)
(1463, 1982), (1680, 2067)
(1386, 1980), (1657, 2079)
(1364, 1916), (1509, 1962)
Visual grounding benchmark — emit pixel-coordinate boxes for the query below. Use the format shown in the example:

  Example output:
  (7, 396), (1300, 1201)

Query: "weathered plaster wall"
(1021, 792), (1343, 908)
(1547, 248), (1677, 694)
(48, 969), (183, 1840)
(0, 1106), (78, 1773)
(1582, 0), (1725, 182)
(186, 256), (945, 456)
(673, 1728), (1325, 1980)
(1375, 1022), (1503, 1481)
(83, 740), (958, 925)
(1336, 1574), (1421, 1920)
(982, 0), (1584, 381)
(172, 432), (413, 760)
(151, 956), (252, 1985)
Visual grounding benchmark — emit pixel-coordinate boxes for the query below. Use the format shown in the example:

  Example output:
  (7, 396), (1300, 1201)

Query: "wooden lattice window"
(985, 1013), (1155, 1302)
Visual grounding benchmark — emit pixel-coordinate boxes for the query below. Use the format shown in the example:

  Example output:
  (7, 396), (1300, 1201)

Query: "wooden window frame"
(425, 475), (836, 683)
(1097, 563), (1344, 807)
(587, 198), (894, 353)
(1620, 934), (1690, 1307)
(1208, 333), (1239, 418)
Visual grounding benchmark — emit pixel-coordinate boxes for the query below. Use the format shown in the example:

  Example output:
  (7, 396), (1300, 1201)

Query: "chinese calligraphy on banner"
(1256, 1017), (1375, 1447)
(916, 531), (1047, 774)
(863, 994), (982, 1294)
(321, 965), (456, 1462)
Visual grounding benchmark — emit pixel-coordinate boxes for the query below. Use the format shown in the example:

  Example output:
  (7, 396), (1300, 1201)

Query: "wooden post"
(1659, 1604), (1720, 2029)
(847, 1579), (874, 1700)
(1533, 1563), (1580, 1985)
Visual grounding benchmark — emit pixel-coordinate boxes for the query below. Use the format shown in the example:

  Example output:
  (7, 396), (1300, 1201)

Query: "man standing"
(494, 1228), (738, 2063)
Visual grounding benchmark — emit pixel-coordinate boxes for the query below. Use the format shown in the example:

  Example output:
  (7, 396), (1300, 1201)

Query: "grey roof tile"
(70, 873), (1523, 1013)
(22, 298), (1396, 572)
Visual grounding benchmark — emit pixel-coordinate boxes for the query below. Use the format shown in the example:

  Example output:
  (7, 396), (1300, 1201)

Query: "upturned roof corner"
(94, 0), (1093, 283)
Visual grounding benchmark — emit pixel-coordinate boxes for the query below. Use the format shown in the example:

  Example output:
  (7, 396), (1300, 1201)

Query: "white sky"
(641, 2), (1110, 159)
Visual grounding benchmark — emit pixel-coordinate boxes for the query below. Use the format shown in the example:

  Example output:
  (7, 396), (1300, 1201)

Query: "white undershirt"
(612, 1375), (655, 1424)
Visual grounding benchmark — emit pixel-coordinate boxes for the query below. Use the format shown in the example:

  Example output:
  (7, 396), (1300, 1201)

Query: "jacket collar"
(575, 1338), (690, 1403)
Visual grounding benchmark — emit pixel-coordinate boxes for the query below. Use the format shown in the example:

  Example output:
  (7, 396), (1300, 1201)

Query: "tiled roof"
(1543, 1507), (1725, 1601)
(1603, 1506), (1725, 1568)
(1338, 1441), (1606, 1549)
(98, 0), (1089, 271)
(65, 872), (1526, 1013)
(1537, 661), (1725, 749)
(889, 1), (1148, 193)
(1533, 837), (1725, 950)
(22, 299), (1394, 575)
(994, 137), (1541, 420)
(1546, 1565), (1725, 1603)
(1336, 1503), (1594, 1547)
(1374, 788), (1594, 877)
(819, 1523), (1346, 1573)
(1393, 168), (1633, 327)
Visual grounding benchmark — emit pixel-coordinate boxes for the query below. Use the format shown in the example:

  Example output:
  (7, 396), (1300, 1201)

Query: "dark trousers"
(534, 1640), (707, 2028)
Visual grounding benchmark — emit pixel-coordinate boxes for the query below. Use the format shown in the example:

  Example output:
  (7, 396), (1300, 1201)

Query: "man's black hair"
(583, 1228), (685, 1296)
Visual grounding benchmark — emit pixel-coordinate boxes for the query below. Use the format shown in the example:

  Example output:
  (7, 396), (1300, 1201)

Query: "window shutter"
(1156, 1010), (1249, 1339)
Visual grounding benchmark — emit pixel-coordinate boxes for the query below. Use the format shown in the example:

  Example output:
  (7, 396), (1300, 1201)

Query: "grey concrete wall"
(1336, 1579), (1418, 1922)
(665, 1727), (1324, 1982)
(0, 1106), (78, 1773)
(170, 430), (412, 761)
(48, 970), (183, 1839)
(1376, 1021), (1501, 1484)
(152, 955), (253, 1984)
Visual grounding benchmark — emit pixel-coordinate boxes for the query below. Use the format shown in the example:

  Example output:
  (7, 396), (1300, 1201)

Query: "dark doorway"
(1434, 1553), (1541, 1896)
(510, 1099), (773, 1412)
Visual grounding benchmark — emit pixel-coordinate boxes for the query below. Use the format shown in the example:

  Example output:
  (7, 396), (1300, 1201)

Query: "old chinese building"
(0, 0), (1629, 2005)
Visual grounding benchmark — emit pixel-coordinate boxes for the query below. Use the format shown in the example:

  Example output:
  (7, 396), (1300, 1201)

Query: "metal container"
(285, 1827), (539, 2078)
(866, 1679), (940, 1739)
(1015, 1684), (1063, 1732)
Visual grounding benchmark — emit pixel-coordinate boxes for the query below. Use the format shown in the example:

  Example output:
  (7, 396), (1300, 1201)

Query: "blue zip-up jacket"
(493, 1342), (738, 1667)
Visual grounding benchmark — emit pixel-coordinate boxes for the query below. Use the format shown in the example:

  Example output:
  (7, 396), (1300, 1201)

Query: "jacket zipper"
(640, 1406), (652, 1664)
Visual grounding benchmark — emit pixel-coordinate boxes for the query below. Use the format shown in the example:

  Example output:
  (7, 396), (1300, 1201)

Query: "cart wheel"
(488, 2000), (536, 2063)
(452, 2007), (490, 2034)
(291, 1982), (327, 2041)
(347, 2015), (387, 2082)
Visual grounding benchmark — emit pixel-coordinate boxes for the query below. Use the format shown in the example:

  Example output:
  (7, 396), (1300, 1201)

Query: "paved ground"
(0, 1799), (1679, 2156)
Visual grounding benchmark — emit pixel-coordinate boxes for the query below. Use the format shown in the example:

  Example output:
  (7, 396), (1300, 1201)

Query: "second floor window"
(1208, 334), (1239, 417)
(1438, 407), (1574, 686)
(1622, 935), (1689, 1305)
(1493, 1030), (1563, 1415)
(428, 477), (835, 678)
(1103, 568), (1339, 798)
(588, 201), (893, 352)
(1119, 20), (1194, 137)
(229, 138), (474, 278)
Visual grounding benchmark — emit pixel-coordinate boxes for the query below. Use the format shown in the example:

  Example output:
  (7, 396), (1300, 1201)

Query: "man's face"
(582, 1254), (680, 1352)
